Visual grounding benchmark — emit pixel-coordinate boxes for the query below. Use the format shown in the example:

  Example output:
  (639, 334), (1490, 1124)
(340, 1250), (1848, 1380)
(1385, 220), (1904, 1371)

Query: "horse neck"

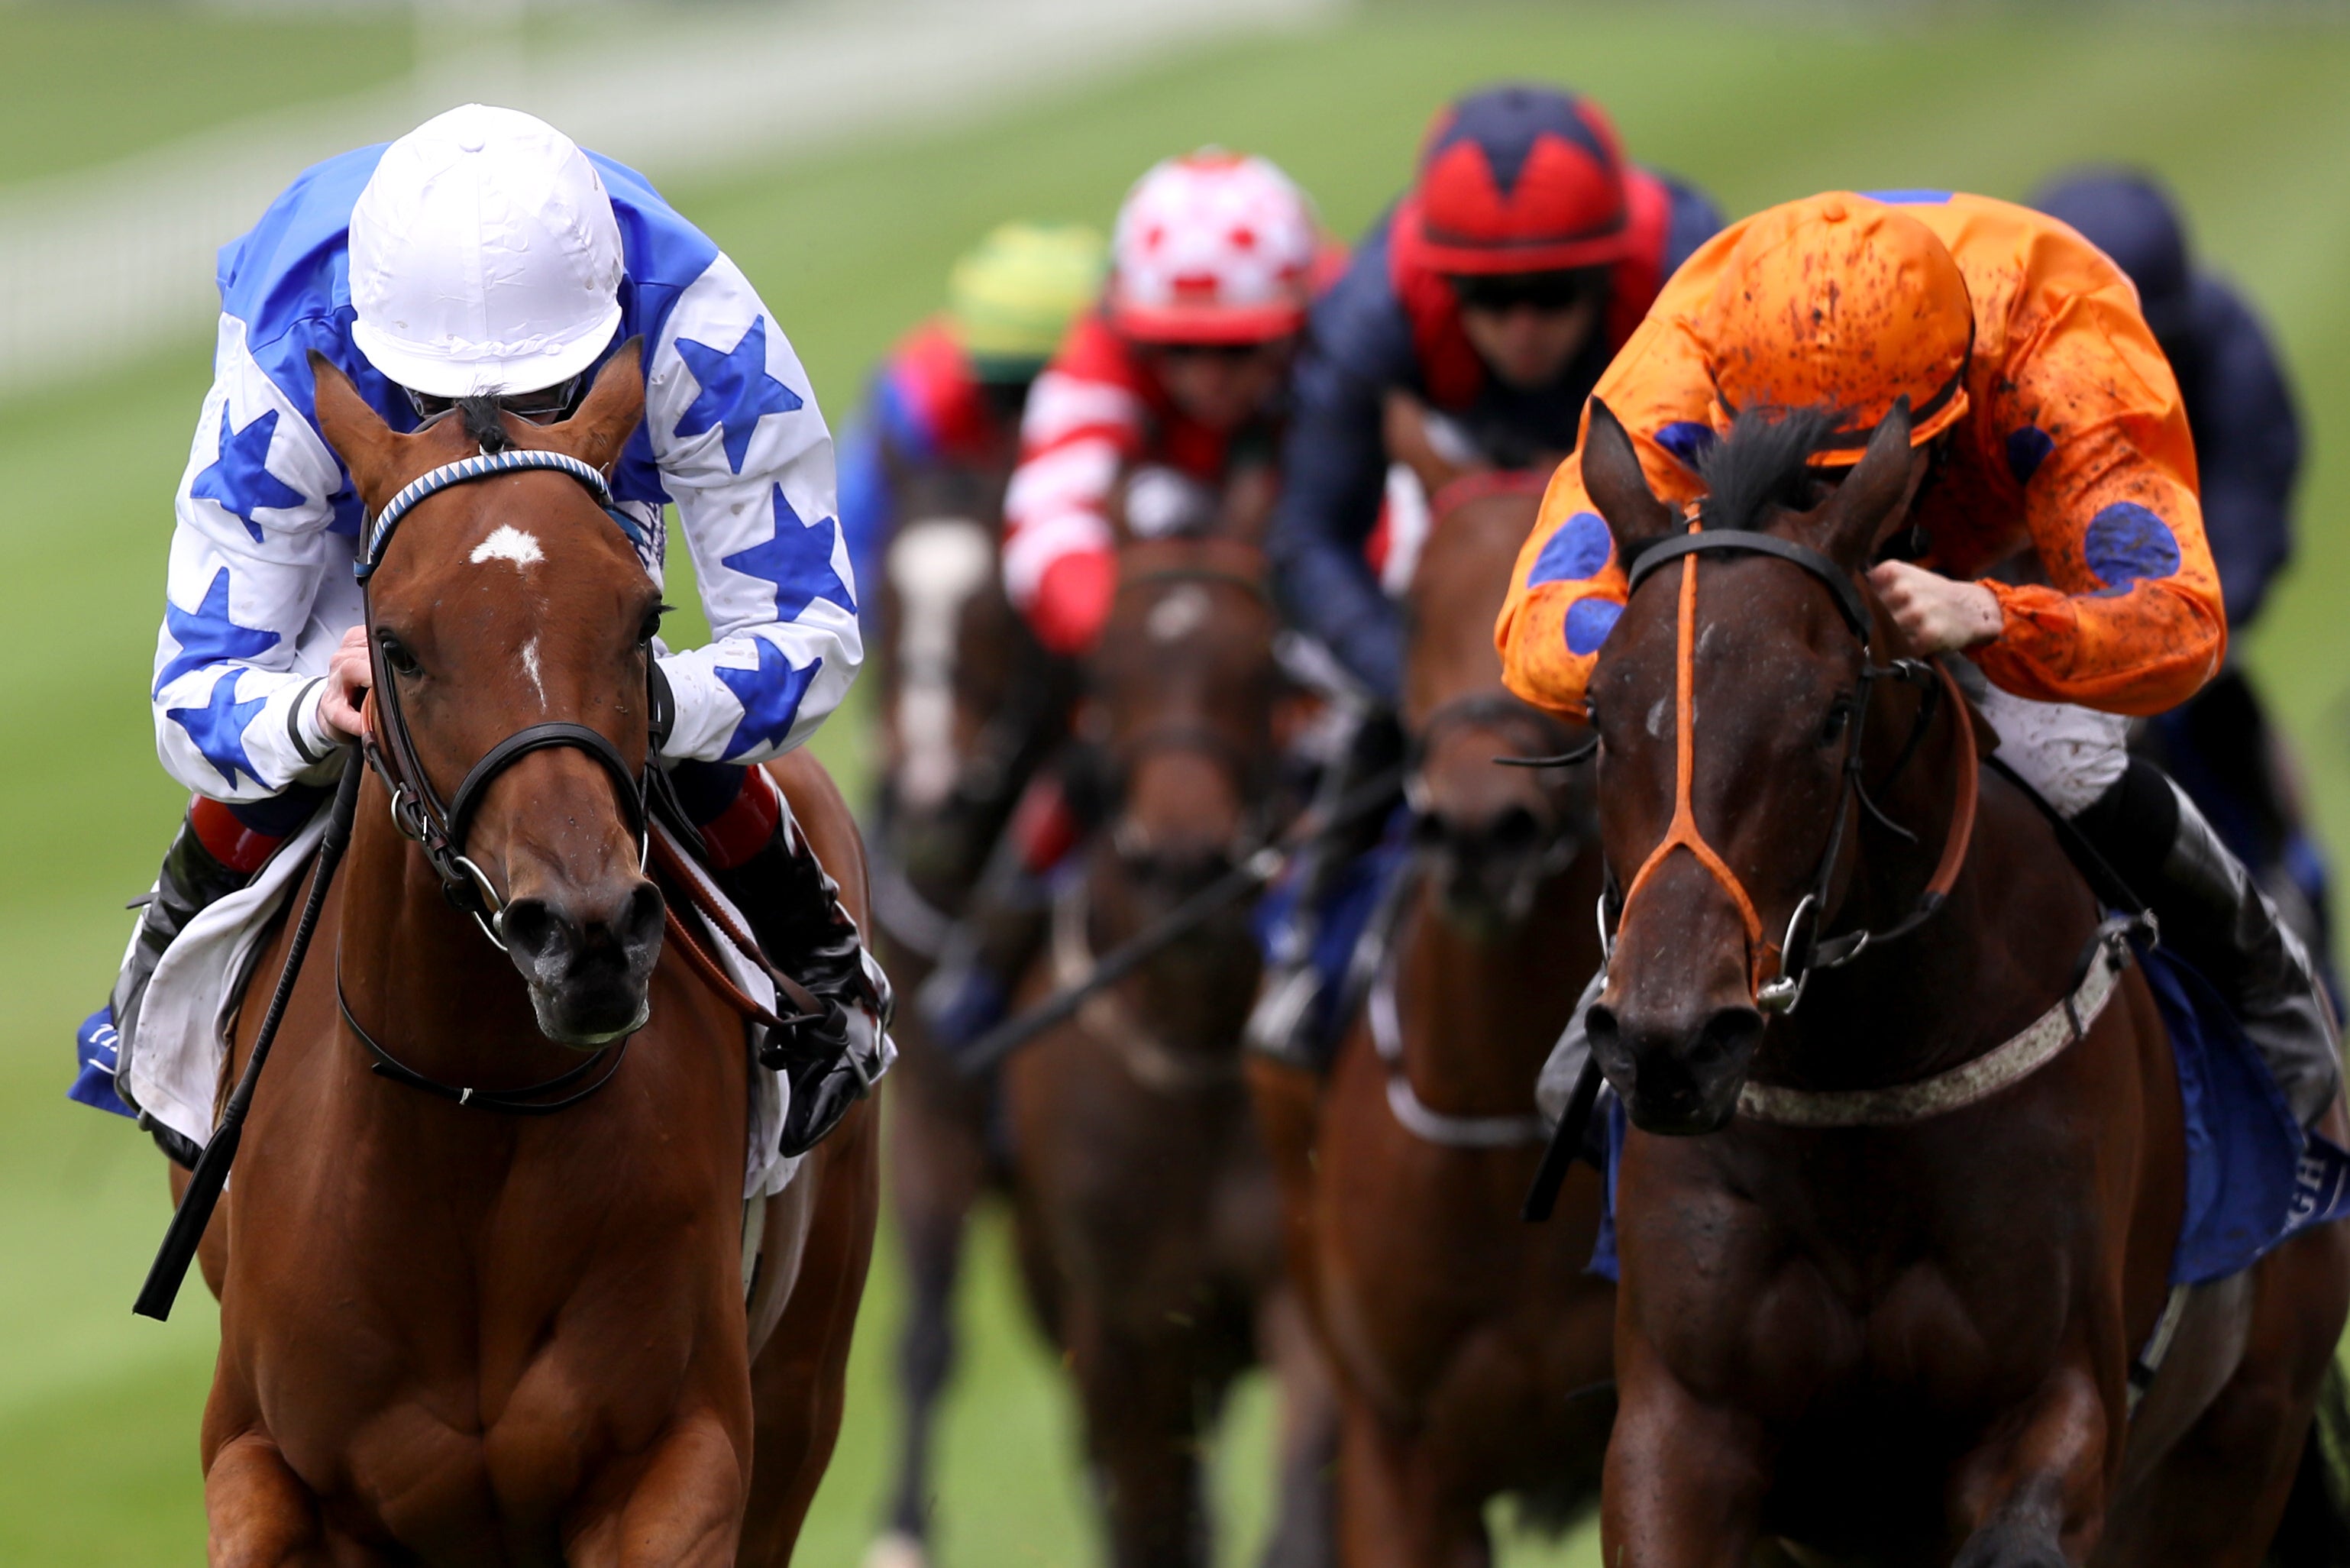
(332, 782), (581, 1091)
(1395, 852), (1598, 1107)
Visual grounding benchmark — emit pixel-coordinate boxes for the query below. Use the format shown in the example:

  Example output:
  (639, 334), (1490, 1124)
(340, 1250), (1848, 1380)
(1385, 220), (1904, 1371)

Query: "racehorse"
(864, 467), (1075, 1568)
(1249, 474), (1616, 1566)
(1573, 396), (2350, 1563)
(181, 347), (879, 1564)
(999, 532), (1334, 1568)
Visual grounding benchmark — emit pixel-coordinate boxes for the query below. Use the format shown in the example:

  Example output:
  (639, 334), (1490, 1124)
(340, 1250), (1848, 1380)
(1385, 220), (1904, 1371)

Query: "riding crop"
(954, 762), (1409, 1078)
(134, 752), (365, 1321)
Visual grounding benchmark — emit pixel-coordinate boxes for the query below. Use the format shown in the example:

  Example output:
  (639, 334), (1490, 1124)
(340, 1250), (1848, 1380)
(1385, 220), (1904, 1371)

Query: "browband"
(357, 449), (637, 580)
(1627, 529), (1872, 642)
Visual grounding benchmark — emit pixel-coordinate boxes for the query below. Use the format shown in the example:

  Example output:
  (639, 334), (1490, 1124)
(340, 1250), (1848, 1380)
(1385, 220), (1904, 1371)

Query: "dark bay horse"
(1573, 397), (2350, 1563)
(182, 348), (879, 1564)
(1249, 474), (1615, 1566)
(864, 471), (1073, 1568)
(1000, 534), (1333, 1568)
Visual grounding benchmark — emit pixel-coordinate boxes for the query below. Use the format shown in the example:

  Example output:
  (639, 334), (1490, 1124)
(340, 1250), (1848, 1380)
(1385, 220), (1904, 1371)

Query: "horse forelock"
(1692, 406), (1846, 535)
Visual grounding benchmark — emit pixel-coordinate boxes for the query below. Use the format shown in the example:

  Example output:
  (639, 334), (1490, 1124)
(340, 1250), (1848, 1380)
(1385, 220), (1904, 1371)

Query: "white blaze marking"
(470, 525), (544, 567)
(1146, 584), (1211, 644)
(888, 519), (994, 813)
(520, 637), (545, 706)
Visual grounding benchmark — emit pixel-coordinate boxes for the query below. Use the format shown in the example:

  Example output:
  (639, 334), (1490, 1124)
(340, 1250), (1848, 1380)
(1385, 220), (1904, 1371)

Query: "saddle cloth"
(71, 808), (803, 1202)
(1585, 935), (2350, 1285)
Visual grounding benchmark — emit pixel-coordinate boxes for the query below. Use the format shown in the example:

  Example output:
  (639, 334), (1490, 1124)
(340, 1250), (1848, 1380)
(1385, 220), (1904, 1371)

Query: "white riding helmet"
(349, 104), (625, 399)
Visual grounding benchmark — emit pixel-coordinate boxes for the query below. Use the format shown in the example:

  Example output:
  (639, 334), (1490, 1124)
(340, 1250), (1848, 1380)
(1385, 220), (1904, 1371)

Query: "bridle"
(352, 448), (667, 950)
(1607, 522), (1978, 1015)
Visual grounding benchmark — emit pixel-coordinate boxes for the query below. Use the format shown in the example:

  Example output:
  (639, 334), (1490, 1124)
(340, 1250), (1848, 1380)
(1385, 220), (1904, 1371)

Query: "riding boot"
(2074, 757), (2342, 1126)
(914, 765), (1090, 1053)
(1534, 968), (1611, 1169)
(715, 807), (894, 1159)
(1244, 706), (1406, 1069)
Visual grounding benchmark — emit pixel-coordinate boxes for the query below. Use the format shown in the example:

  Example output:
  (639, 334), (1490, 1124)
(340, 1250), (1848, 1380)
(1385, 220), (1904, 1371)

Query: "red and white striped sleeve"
(1000, 314), (1147, 655)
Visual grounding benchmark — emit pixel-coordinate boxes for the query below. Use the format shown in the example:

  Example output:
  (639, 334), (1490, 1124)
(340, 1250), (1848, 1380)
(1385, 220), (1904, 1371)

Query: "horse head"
(1088, 536), (1278, 907)
(1403, 474), (1592, 935)
(313, 344), (668, 1047)
(878, 470), (1069, 897)
(1578, 396), (1925, 1133)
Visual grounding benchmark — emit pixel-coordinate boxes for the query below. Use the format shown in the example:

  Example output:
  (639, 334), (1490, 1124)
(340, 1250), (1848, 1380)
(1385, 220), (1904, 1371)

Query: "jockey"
(835, 221), (1107, 624)
(102, 105), (880, 1160)
(1501, 189), (2339, 1131)
(1249, 83), (1722, 1065)
(917, 149), (1324, 1048)
(2032, 169), (2332, 971)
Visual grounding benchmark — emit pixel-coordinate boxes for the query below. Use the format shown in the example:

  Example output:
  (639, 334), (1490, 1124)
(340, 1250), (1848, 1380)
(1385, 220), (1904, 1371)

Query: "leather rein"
(1610, 525), (1979, 1016)
(338, 448), (813, 1114)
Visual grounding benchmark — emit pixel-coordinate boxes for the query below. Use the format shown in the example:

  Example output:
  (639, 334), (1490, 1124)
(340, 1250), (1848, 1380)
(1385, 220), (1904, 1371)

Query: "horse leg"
(2104, 1218), (2350, 1565)
(1255, 1283), (1339, 1568)
(1947, 1368), (2112, 1566)
(1075, 1317), (1211, 1568)
(204, 1431), (332, 1567)
(1602, 1337), (1770, 1563)
(1337, 1409), (1488, 1568)
(868, 1029), (994, 1566)
(737, 1097), (883, 1566)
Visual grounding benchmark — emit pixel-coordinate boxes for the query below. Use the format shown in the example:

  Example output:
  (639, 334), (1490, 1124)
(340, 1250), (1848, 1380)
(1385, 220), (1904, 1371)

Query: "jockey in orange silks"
(1507, 189), (2338, 1132)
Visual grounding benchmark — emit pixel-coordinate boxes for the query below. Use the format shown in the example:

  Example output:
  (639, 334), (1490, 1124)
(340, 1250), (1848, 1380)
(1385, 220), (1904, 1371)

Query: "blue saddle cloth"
(69, 1004), (135, 1120)
(1589, 937), (2350, 1285)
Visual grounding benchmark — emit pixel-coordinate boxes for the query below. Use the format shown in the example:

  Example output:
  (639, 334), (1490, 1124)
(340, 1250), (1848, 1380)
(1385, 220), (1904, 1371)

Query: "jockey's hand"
(317, 624), (372, 744)
(1867, 561), (2003, 655)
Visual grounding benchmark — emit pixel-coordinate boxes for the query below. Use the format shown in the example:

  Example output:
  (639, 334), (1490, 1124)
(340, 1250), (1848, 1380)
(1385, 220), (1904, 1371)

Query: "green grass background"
(4, 2), (2349, 1562)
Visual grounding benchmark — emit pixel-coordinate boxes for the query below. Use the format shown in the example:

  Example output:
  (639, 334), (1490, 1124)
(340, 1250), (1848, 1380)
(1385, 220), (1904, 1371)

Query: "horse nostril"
(1490, 804), (1542, 851)
(499, 897), (567, 967)
(617, 881), (665, 959)
(1691, 1007), (1766, 1073)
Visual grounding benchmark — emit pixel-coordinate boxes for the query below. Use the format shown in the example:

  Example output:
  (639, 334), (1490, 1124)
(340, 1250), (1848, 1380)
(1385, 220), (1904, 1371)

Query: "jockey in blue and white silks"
(87, 105), (884, 1160)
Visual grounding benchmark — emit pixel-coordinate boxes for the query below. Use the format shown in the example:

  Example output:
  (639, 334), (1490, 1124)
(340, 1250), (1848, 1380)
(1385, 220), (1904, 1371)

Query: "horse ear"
(560, 338), (645, 475)
(309, 351), (404, 509)
(1821, 397), (1916, 567)
(1580, 398), (1679, 561)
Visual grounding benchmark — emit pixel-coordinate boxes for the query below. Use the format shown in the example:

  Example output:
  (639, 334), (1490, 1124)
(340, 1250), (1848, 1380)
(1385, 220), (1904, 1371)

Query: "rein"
(1611, 524), (1979, 1014)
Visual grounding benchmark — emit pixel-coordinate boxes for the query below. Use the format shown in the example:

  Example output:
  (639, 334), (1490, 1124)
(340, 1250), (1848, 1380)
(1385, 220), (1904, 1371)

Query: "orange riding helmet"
(1694, 192), (1975, 462)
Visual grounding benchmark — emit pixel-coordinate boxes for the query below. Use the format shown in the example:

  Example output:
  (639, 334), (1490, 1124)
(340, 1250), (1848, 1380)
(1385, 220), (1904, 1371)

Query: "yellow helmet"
(948, 221), (1108, 380)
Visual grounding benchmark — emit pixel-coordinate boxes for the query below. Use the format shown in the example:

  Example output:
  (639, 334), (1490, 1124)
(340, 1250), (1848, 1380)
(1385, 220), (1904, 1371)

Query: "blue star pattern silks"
(150, 142), (858, 803)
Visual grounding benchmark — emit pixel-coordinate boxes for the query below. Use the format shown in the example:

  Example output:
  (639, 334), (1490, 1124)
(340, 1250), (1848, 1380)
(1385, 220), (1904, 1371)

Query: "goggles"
(404, 372), (586, 429)
(1447, 267), (1606, 314)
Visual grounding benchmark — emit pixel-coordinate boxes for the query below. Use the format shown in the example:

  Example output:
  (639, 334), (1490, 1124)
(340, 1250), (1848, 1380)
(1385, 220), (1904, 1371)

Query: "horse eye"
(377, 630), (422, 679)
(1820, 700), (1852, 745)
(638, 604), (671, 647)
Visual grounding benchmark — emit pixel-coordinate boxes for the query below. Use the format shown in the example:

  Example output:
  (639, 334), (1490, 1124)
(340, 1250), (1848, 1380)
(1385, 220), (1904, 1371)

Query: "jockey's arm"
(645, 256), (862, 766)
(151, 331), (361, 803)
(1495, 303), (1718, 720)
(999, 335), (1145, 657)
(1970, 279), (2223, 716)
(1268, 283), (1414, 706)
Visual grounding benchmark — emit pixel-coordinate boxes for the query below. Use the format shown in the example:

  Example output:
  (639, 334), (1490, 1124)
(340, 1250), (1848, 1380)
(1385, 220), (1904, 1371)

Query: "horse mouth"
(529, 987), (651, 1049)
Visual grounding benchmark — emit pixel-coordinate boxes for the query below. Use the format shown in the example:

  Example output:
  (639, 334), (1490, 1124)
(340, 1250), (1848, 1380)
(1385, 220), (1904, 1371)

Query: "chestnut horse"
(1573, 397), (2350, 1563)
(1250, 475), (1615, 1567)
(1000, 535), (1333, 1568)
(181, 348), (879, 1564)
(865, 470), (1073, 1568)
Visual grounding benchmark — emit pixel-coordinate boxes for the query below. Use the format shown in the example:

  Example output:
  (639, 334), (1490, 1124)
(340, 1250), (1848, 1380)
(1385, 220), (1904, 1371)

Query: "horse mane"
(1692, 406), (1845, 532)
(458, 396), (512, 454)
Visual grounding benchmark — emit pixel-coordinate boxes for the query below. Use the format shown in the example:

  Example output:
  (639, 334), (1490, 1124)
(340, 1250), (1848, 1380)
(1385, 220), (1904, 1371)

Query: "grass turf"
(2, 2), (2348, 1562)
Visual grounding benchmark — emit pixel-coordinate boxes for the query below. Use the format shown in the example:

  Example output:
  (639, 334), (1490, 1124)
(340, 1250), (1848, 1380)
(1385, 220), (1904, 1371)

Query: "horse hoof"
(864, 1529), (929, 1568)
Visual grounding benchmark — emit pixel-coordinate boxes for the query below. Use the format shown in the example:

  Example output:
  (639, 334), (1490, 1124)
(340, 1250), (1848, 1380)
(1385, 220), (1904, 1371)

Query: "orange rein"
(1615, 526), (1979, 1002)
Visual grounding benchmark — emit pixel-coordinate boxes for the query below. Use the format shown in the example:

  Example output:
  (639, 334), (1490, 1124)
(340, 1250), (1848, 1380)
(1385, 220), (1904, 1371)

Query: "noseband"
(354, 448), (667, 949)
(1610, 524), (1978, 1014)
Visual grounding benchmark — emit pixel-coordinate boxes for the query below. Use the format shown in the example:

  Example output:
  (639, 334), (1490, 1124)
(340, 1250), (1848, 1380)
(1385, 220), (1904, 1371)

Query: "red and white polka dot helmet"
(1107, 150), (1319, 344)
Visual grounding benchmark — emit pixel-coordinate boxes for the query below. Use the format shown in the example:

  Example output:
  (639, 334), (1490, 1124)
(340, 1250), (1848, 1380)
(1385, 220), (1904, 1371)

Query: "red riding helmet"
(1414, 83), (1637, 276)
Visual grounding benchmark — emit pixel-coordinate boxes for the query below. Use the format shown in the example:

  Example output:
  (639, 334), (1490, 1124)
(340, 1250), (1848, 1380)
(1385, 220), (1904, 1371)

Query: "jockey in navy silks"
(82, 105), (883, 1159)
(1249, 83), (1721, 1064)
(2032, 169), (2334, 981)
